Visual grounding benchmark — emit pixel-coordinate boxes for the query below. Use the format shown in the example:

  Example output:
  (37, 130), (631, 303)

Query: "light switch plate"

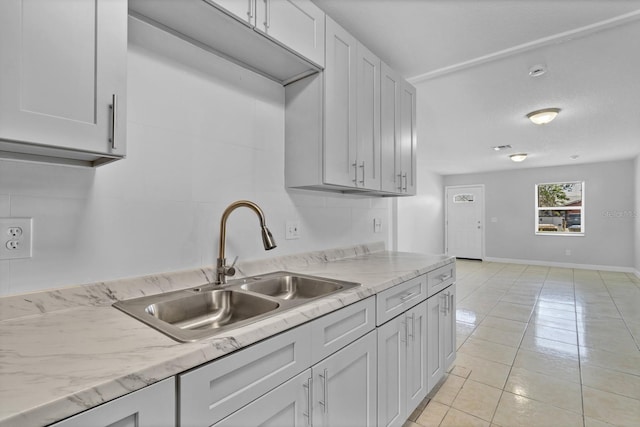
(0, 218), (33, 260)
(285, 220), (300, 240)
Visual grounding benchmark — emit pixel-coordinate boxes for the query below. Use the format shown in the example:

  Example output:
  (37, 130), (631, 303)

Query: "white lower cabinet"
(213, 369), (312, 427)
(312, 330), (378, 427)
(50, 378), (175, 427)
(377, 300), (428, 427)
(427, 283), (457, 392)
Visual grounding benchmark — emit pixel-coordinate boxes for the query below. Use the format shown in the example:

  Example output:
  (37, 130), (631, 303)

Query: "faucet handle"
(226, 256), (239, 276)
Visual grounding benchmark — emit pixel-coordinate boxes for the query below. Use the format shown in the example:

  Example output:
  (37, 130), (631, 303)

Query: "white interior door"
(445, 185), (484, 259)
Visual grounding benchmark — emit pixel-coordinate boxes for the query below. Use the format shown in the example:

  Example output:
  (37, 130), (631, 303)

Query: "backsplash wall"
(0, 18), (392, 296)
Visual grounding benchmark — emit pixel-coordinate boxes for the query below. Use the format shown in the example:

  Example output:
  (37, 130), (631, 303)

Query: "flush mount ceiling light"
(528, 64), (547, 77)
(492, 144), (512, 151)
(510, 153), (527, 162)
(527, 108), (560, 125)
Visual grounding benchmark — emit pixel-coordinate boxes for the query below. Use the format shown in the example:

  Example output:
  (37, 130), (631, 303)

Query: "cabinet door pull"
(319, 369), (329, 413)
(359, 161), (365, 185)
(409, 313), (415, 341)
(397, 173), (403, 190)
(109, 94), (117, 149)
(441, 292), (448, 314)
(400, 291), (417, 301)
(402, 172), (408, 191)
(352, 162), (358, 185)
(449, 293), (454, 315)
(439, 273), (452, 282)
(264, 0), (270, 29)
(247, 0), (254, 19)
(303, 377), (312, 424)
(401, 317), (407, 343)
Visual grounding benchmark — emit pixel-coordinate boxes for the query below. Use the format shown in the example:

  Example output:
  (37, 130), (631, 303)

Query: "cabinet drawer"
(427, 263), (456, 297)
(376, 275), (427, 326)
(179, 323), (312, 427)
(311, 297), (375, 364)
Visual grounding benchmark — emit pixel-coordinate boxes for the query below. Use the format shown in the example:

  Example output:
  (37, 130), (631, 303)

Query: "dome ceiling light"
(527, 108), (560, 125)
(510, 153), (528, 162)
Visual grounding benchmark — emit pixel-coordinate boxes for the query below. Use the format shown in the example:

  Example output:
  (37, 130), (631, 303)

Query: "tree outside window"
(535, 182), (584, 236)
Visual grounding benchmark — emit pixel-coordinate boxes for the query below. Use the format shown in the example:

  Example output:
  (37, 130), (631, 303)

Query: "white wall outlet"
(285, 220), (300, 240)
(0, 218), (33, 260)
(373, 218), (382, 233)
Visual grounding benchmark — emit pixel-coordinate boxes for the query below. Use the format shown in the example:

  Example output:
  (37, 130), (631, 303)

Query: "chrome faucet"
(216, 200), (277, 284)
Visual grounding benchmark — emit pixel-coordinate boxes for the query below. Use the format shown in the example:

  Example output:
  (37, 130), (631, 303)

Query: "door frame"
(444, 184), (485, 260)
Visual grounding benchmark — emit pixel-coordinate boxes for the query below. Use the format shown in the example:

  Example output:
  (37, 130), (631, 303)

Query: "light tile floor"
(405, 260), (640, 427)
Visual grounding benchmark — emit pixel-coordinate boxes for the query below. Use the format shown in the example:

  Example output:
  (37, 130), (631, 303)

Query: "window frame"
(535, 181), (585, 236)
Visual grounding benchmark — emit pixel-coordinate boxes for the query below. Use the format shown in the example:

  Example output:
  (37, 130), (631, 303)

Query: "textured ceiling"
(313, 0), (640, 175)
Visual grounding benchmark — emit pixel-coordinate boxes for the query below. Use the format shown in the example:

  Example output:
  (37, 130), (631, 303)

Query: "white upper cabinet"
(380, 63), (417, 195)
(380, 62), (402, 193)
(130, 0), (324, 84)
(356, 42), (381, 191)
(285, 17), (383, 193)
(399, 80), (417, 195)
(323, 16), (358, 188)
(0, 0), (127, 167)
(255, 0), (325, 67)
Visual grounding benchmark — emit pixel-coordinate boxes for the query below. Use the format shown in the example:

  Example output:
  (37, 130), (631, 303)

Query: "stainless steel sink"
(113, 272), (360, 342)
(145, 290), (280, 330)
(241, 275), (343, 300)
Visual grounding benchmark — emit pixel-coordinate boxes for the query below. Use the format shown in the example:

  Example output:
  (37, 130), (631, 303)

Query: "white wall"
(395, 168), (444, 254)
(444, 159), (636, 270)
(0, 19), (392, 296)
(635, 155), (640, 276)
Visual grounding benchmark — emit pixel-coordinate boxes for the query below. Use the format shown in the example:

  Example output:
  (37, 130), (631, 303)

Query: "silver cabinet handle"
(397, 173), (403, 190)
(109, 94), (117, 149)
(402, 172), (408, 191)
(319, 369), (328, 413)
(409, 312), (415, 341)
(441, 292), (448, 314)
(264, 0), (270, 29)
(359, 161), (365, 185)
(401, 316), (407, 343)
(247, 0), (253, 18)
(440, 273), (452, 282)
(303, 377), (312, 424)
(449, 292), (454, 315)
(352, 162), (358, 184)
(400, 291), (417, 301)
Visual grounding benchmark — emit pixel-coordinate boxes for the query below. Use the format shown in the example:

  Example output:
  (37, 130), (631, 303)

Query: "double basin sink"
(113, 272), (360, 342)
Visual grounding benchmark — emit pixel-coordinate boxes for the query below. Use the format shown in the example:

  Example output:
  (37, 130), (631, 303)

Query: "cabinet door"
(356, 42), (381, 190)
(51, 378), (175, 427)
(443, 284), (457, 371)
(380, 62), (401, 193)
(406, 301), (428, 414)
(179, 323), (312, 426)
(257, 0), (325, 67)
(427, 293), (445, 393)
(399, 81), (417, 195)
(214, 370), (312, 427)
(209, 0), (255, 25)
(0, 0), (126, 157)
(311, 296), (375, 365)
(377, 316), (407, 427)
(313, 330), (377, 427)
(324, 16), (358, 188)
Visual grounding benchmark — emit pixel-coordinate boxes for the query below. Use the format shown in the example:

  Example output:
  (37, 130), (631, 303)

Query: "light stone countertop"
(0, 242), (454, 427)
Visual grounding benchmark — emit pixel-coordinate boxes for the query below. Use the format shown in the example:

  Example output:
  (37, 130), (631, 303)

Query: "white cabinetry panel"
(0, 0), (127, 166)
(50, 378), (175, 427)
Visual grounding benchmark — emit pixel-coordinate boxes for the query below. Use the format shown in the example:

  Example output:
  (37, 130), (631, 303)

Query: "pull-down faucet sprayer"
(216, 200), (276, 284)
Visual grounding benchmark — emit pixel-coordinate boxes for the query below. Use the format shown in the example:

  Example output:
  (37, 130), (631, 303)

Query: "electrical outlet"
(285, 220), (300, 240)
(0, 218), (33, 260)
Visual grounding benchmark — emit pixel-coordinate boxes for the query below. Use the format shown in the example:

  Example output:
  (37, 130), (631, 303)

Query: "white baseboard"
(483, 257), (636, 274)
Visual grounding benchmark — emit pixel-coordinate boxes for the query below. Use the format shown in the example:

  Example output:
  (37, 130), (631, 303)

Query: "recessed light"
(527, 108), (560, 125)
(510, 153), (527, 162)
(492, 145), (512, 151)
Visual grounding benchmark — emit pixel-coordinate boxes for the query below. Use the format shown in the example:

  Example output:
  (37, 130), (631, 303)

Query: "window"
(535, 181), (584, 236)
